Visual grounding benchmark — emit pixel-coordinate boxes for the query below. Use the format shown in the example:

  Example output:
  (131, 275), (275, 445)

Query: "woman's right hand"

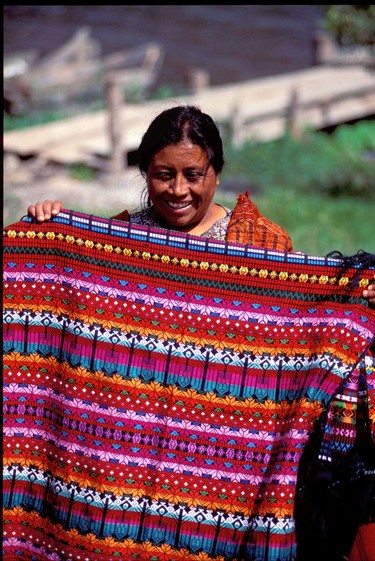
(27, 200), (64, 222)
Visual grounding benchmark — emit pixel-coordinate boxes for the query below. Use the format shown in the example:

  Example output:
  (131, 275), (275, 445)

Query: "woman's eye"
(185, 172), (204, 182)
(155, 172), (173, 180)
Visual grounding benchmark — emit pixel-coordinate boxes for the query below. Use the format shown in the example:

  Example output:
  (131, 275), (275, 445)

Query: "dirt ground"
(3, 153), (145, 227)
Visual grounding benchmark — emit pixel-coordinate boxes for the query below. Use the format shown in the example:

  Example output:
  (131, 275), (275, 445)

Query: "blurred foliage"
(4, 109), (68, 131)
(322, 5), (375, 47)
(69, 163), (96, 182)
(151, 84), (182, 100)
(222, 121), (375, 199)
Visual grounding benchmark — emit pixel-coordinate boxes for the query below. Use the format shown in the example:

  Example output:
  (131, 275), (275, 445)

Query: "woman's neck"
(172, 203), (227, 236)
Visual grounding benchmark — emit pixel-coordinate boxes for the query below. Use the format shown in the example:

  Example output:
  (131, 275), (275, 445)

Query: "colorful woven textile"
(3, 210), (375, 561)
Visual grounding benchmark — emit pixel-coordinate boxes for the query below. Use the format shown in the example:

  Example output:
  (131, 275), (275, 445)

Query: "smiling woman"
(10, 103), (375, 561)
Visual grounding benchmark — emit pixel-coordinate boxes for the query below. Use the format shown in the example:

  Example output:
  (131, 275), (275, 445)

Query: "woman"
(27, 104), (374, 303)
(25, 105), (375, 560)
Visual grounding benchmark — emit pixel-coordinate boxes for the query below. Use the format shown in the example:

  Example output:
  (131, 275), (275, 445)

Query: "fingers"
(363, 283), (375, 306)
(27, 200), (63, 222)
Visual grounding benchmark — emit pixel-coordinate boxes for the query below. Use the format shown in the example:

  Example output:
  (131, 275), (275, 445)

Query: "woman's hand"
(27, 200), (63, 222)
(363, 281), (375, 306)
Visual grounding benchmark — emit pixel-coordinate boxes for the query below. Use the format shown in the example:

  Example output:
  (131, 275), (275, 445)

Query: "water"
(4, 5), (325, 92)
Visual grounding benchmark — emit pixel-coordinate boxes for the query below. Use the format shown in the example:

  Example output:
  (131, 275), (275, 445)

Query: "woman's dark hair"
(138, 105), (225, 176)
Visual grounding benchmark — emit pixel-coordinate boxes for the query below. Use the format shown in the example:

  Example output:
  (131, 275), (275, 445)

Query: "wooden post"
(185, 67), (210, 94)
(286, 88), (301, 139)
(229, 104), (244, 146)
(106, 72), (126, 176)
(313, 30), (336, 65)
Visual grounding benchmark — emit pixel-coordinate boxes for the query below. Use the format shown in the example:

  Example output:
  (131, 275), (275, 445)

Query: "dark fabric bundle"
(295, 365), (375, 561)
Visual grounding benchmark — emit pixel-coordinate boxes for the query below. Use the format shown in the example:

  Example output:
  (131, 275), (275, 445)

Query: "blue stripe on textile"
(21, 211), (373, 272)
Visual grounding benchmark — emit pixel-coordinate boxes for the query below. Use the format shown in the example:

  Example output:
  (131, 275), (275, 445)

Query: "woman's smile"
(164, 200), (192, 210)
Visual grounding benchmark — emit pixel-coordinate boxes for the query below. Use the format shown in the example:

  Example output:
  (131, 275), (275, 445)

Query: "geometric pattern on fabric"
(3, 210), (375, 561)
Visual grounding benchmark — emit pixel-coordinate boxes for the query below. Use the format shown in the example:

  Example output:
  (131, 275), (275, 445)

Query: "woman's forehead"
(151, 142), (209, 167)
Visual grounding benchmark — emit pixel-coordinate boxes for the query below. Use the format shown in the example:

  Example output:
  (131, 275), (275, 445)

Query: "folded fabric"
(226, 191), (293, 252)
(3, 210), (375, 561)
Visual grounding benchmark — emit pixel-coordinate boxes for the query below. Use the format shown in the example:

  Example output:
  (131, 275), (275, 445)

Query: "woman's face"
(146, 140), (220, 231)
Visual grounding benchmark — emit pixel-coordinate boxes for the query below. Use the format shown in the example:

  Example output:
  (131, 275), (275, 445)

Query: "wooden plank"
(4, 65), (375, 166)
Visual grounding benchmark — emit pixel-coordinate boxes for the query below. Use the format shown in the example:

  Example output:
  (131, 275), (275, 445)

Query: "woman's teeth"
(166, 201), (190, 209)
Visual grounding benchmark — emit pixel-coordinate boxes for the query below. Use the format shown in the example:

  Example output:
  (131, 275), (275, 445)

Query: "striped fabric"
(3, 210), (375, 561)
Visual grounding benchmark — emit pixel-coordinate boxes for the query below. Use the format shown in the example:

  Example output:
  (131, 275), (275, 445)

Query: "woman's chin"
(158, 210), (194, 230)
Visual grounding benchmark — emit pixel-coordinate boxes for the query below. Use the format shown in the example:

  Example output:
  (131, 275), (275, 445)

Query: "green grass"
(4, 109), (69, 131)
(247, 185), (374, 256)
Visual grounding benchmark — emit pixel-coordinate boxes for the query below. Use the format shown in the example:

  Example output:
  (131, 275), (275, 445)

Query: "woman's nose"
(170, 173), (189, 195)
